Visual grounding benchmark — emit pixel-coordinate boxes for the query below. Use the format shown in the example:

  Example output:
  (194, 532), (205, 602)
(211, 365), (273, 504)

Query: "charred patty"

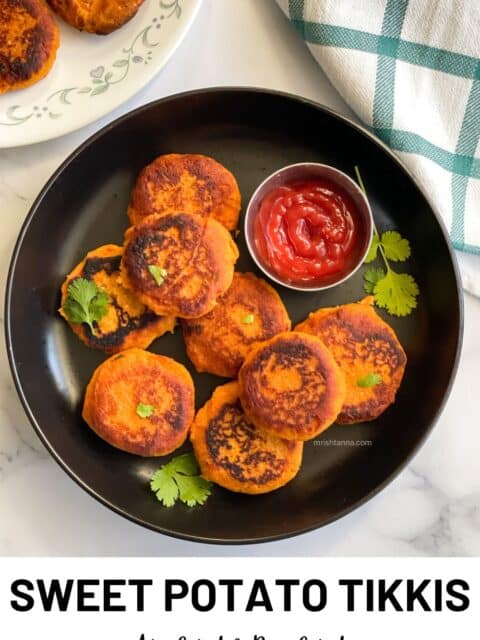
(295, 296), (407, 423)
(182, 272), (291, 378)
(59, 244), (175, 353)
(83, 348), (194, 456)
(120, 212), (239, 319)
(191, 381), (303, 494)
(238, 331), (346, 441)
(47, 0), (145, 35)
(128, 153), (241, 231)
(0, 0), (59, 94)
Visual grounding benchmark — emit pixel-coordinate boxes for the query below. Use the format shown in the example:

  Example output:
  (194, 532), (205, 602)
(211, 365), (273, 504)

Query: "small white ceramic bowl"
(244, 162), (373, 292)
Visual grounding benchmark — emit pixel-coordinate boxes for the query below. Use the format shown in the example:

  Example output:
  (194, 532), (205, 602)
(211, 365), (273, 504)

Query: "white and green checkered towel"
(277, 0), (480, 295)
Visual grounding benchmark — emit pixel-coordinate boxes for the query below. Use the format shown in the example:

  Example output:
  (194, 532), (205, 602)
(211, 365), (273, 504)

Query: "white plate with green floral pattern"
(0, 0), (200, 148)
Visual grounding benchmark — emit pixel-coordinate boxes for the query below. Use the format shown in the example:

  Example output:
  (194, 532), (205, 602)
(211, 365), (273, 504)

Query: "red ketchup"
(254, 179), (363, 285)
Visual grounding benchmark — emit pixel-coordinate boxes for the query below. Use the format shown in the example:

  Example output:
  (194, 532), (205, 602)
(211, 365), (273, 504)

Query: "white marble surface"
(0, 0), (479, 556)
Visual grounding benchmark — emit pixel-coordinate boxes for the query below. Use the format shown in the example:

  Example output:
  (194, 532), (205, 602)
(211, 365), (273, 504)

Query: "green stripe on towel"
(372, 0), (409, 143)
(290, 20), (480, 80)
(451, 69), (480, 248)
(375, 129), (480, 179)
(288, 0), (305, 21)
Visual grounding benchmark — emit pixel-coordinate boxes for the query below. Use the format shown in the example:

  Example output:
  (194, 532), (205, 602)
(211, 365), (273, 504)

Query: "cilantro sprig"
(136, 403), (155, 418)
(148, 265), (167, 286)
(63, 277), (110, 332)
(355, 167), (419, 317)
(357, 372), (382, 388)
(150, 453), (212, 508)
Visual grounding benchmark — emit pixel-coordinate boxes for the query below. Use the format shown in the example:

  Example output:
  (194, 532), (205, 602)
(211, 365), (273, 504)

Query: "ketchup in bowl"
(251, 174), (370, 289)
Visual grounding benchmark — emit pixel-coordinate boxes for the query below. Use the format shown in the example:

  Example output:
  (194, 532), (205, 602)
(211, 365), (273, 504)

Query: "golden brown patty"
(59, 244), (175, 353)
(47, 0), (145, 34)
(182, 272), (291, 378)
(0, 0), (59, 94)
(238, 332), (345, 441)
(128, 154), (241, 231)
(295, 296), (407, 424)
(121, 212), (239, 319)
(83, 348), (194, 456)
(191, 382), (303, 494)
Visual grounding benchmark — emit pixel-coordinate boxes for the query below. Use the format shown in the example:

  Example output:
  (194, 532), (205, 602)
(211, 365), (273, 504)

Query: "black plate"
(5, 88), (463, 544)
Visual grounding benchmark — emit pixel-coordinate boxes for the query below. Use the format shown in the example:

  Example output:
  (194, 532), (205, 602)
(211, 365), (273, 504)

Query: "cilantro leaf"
(175, 474), (212, 507)
(62, 299), (86, 325)
(355, 166), (419, 318)
(63, 277), (110, 332)
(364, 232), (380, 263)
(136, 403), (155, 418)
(242, 313), (254, 324)
(380, 231), (411, 262)
(373, 270), (419, 317)
(357, 372), (382, 388)
(163, 452), (199, 476)
(150, 469), (179, 507)
(89, 289), (110, 316)
(363, 267), (385, 294)
(148, 265), (167, 286)
(149, 452), (212, 508)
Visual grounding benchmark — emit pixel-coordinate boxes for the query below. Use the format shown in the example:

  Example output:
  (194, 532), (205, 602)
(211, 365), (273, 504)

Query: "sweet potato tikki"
(59, 245), (175, 353)
(295, 297), (407, 424)
(182, 272), (291, 378)
(47, 0), (145, 35)
(238, 332), (345, 441)
(121, 212), (239, 319)
(0, 0), (59, 94)
(83, 348), (194, 456)
(191, 382), (303, 494)
(128, 154), (241, 231)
